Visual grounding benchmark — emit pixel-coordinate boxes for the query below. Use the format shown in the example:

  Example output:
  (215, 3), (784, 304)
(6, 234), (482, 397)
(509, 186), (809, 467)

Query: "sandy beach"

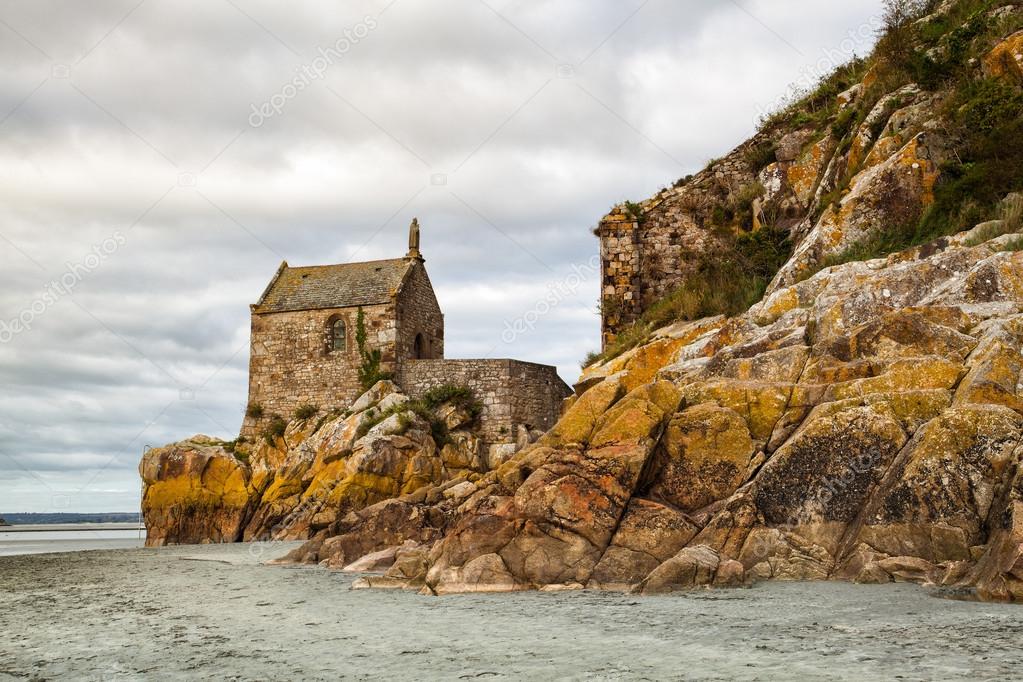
(1, 543), (1021, 680)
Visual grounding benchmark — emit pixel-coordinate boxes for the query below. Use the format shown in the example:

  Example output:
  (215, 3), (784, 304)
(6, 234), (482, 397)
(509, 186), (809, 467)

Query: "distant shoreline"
(0, 513), (141, 526)
(0, 523), (145, 533)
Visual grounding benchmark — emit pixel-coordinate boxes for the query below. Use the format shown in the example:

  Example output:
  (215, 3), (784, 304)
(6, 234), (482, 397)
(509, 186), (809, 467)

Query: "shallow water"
(1, 543), (1019, 681)
(0, 524), (146, 557)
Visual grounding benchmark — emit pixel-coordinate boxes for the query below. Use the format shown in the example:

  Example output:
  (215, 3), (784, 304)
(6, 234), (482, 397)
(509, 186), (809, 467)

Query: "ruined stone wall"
(400, 359), (571, 445)
(241, 303), (396, 439)
(597, 137), (766, 348)
(395, 261), (445, 377)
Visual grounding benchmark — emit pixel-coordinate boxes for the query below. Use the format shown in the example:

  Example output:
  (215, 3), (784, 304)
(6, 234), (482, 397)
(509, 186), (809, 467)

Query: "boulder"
(638, 546), (721, 594)
(140, 438), (258, 546)
(589, 499), (699, 590)
(983, 30), (1023, 82)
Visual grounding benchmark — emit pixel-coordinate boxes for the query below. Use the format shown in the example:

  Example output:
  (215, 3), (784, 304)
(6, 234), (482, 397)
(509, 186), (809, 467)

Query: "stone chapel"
(241, 220), (571, 448)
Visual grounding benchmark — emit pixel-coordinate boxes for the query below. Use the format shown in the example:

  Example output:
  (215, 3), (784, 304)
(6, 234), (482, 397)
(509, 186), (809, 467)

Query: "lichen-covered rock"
(772, 131), (944, 290)
(644, 404), (756, 513)
(983, 30), (1023, 82)
(288, 205), (1023, 601)
(589, 499), (699, 590)
(141, 383), (514, 548)
(140, 437), (259, 546)
(638, 545), (721, 594)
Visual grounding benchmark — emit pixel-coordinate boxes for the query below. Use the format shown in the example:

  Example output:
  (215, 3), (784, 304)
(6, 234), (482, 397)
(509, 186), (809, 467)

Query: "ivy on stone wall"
(356, 306), (391, 391)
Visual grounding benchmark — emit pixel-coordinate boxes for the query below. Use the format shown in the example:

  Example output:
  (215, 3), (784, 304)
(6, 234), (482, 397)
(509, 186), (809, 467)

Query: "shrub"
(245, 403), (264, 419)
(744, 141), (777, 173)
(420, 384), (483, 420)
(964, 195), (1023, 246)
(261, 416), (287, 446)
(673, 174), (695, 189)
(917, 78), (1023, 239)
(293, 404), (318, 420)
(731, 182), (766, 230)
(831, 106), (859, 139)
(623, 200), (645, 222)
(875, 0), (929, 71)
(592, 226), (793, 366)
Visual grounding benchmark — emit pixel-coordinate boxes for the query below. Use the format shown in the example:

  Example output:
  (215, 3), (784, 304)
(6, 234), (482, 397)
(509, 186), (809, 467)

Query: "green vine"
(356, 306), (391, 391)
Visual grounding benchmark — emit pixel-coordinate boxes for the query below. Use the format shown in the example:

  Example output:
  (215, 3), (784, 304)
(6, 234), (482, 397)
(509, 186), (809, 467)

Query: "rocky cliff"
(281, 220), (1023, 600)
(140, 382), (537, 546)
(142, 0), (1023, 601)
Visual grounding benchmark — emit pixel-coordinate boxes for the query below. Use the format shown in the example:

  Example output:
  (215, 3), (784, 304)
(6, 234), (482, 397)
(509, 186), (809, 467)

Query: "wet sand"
(1, 543), (1020, 681)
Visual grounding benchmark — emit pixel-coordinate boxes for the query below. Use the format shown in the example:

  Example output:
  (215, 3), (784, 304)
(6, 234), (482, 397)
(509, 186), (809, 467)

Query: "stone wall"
(400, 359), (571, 446)
(597, 134), (769, 348)
(395, 261), (445, 376)
(242, 302), (398, 439)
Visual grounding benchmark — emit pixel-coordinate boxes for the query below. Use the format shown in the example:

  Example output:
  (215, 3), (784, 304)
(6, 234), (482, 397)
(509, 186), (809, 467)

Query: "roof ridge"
(286, 257), (410, 270)
(253, 257), (418, 314)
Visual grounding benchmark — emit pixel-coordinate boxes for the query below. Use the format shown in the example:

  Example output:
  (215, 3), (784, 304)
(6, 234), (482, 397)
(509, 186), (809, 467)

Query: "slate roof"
(252, 259), (414, 313)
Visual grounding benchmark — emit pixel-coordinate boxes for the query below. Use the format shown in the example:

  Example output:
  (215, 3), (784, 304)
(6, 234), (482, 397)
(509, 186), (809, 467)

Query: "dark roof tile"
(253, 259), (413, 313)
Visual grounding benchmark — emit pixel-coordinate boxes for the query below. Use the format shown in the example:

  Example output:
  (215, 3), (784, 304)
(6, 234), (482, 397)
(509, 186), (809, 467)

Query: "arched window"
(413, 333), (427, 359)
(330, 318), (347, 353)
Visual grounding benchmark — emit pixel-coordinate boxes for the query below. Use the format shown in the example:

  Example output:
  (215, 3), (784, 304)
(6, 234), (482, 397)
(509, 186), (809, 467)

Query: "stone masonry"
(400, 359), (571, 446)
(241, 220), (571, 444)
(596, 133), (777, 349)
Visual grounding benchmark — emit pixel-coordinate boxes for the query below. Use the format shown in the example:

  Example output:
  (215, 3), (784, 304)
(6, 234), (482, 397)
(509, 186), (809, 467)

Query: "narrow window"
(413, 333), (426, 359)
(331, 318), (347, 352)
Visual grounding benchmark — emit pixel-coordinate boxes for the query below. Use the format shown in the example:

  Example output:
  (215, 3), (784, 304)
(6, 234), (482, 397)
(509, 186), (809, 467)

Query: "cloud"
(0, 0), (883, 512)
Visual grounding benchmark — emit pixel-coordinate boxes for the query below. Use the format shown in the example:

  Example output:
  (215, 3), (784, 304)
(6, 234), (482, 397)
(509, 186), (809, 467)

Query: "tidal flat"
(1, 543), (1020, 681)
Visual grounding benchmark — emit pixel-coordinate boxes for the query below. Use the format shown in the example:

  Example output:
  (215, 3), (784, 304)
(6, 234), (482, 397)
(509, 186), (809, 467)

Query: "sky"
(0, 0), (884, 513)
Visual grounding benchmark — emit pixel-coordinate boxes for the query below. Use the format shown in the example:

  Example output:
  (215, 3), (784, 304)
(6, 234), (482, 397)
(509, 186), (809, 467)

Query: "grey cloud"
(0, 0), (883, 512)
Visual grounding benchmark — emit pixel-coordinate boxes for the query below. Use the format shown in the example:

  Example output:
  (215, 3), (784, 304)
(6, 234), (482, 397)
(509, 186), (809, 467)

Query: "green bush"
(261, 416), (287, 446)
(918, 78), (1023, 239)
(590, 226), (793, 366)
(732, 182), (766, 230)
(245, 403), (264, 419)
(420, 384), (483, 420)
(293, 404), (318, 420)
(744, 141), (777, 173)
(831, 106), (859, 139)
(623, 200), (645, 222)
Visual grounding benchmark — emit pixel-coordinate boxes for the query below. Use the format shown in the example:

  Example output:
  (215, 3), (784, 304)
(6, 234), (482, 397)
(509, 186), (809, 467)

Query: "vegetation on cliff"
(590, 0), (1023, 367)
